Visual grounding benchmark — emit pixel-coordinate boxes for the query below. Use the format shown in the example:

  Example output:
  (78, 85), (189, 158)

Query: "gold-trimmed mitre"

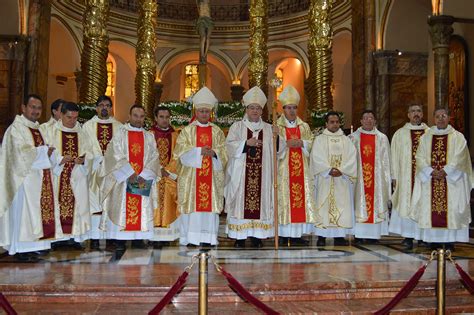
(278, 85), (300, 107)
(193, 87), (218, 110)
(242, 86), (267, 108)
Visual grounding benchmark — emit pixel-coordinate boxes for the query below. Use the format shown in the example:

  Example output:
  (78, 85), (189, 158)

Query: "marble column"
(307, 0), (334, 112)
(248, 0), (268, 97)
(79, 0), (110, 104)
(231, 84), (245, 102)
(26, 0), (51, 122)
(428, 15), (454, 109)
(135, 0), (158, 118)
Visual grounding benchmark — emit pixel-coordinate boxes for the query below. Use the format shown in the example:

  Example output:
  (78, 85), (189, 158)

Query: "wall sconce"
(232, 79), (241, 85)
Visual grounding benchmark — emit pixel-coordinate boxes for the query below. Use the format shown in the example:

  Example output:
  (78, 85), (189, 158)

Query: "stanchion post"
(436, 248), (446, 315)
(199, 251), (208, 315)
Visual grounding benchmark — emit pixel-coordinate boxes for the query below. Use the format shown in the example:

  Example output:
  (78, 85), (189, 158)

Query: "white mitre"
(278, 84), (300, 107)
(242, 86), (267, 108)
(193, 86), (218, 109)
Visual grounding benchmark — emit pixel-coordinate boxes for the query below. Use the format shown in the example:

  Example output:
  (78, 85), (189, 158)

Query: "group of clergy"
(0, 84), (471, 261)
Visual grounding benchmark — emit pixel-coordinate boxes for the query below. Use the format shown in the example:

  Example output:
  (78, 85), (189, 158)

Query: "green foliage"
(78, 103), (96, 124)
(310, 110), (345, 130)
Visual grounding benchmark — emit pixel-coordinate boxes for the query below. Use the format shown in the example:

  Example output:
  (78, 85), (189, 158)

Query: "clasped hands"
(201, 145), (216, 157)
(128, 173), (146, 185)
(60, 154), (85, 165)
(431, 168), (447, 179)
(329, 168), (342, 177)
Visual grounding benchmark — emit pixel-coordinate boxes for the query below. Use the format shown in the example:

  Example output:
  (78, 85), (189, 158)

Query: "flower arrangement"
(78, 103), (96, 124)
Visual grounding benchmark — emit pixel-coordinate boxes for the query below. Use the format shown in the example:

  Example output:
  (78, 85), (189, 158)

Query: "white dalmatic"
(389, 122), (428, 239)
(410, 125), (472, 243)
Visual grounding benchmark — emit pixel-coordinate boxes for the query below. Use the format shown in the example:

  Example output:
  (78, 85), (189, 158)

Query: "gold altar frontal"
(1, 234), (474, 314)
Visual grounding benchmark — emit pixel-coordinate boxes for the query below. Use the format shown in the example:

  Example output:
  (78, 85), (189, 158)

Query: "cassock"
(0, 115), (56, 254)
(150, 125), (180, 241)
(389, 122), (429, 239)
(276, 115), (318, 237)
(44, 121), (92, 241)
(350, 127), (391, 239)
(410, 125), (472, 242)
(174, 120), (227, 246)
(82, 115), (122, 239)
(225, 118), (274, 239)
(311, 128), (360, 237)
(99, 124), (160, 240)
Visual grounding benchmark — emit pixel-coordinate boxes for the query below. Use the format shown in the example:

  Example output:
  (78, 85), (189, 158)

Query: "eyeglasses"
(97, 103), (112, 108)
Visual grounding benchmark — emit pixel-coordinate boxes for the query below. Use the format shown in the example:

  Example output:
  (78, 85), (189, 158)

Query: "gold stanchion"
(199, 252), (208, 315)
(436, 249), (446, 315)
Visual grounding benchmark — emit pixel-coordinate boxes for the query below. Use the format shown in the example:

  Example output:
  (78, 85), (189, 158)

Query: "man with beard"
(389, 104), (429, 249)
(0, 94), (57, 261)
(150, 106), (180, 248)
(82, 95), (122, 249)
(99, 105), (160, 250)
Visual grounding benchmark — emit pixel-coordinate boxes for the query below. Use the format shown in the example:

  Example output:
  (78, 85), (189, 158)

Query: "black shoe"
(186, 243), (198, 248)
(234, 239), (246, 248)
(115, 240), (126, 251)
(290, 238), (310, 246)
(353, 237), (364, 244)
(131, 240), (147, 249)
(334, 237), (349, 246)
(316, 236), (326, 247)
(15, 253), (39, 262)
(401, 238), (413, 250)
(250, 237), (263, 248)
(200, 242), (214, 249)
(365, 239), (379, 245)
(32, 249), (50, 256)
(90, 239), (100, 250)
(152, 241), (164, 249)
(445, 243), (455, 252)
(279, 237), (289, 246)
(69, 241), (85, 250)
(417, 240), (428, 247)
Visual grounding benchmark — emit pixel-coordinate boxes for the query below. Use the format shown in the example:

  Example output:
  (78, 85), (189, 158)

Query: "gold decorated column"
(79, 0), (110, 104)
(307, 0), (334, 111)
(248, 0), (268, 96)
(135, 0), (158, 118)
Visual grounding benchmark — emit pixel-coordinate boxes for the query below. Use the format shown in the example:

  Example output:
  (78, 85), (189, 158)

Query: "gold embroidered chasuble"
(82, 115), (122, 214)
(410, 125), (472, 229)
(350, 127), (391, 224)
(43, 121), (92, 238)
(310, 128), (360, 228)
(390, 123), (429, 218)
(99, 124), (160, 231)
(174, 122), (227, 215)
(276, 115), (318, 225)
(0, 115), (56, 246)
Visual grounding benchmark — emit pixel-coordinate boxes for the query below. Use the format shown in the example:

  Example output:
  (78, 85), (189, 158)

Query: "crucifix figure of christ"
(196, 0), (214, 64)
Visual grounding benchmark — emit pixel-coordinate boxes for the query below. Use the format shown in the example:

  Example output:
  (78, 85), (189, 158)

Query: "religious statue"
(431, 0), (444, 15)
(196, 0), (214, 64)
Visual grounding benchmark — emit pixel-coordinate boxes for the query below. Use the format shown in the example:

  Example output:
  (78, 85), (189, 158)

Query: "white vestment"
(44, 121), (92, 241)
(39, 117), (56, 136)
(224, 118), (274, 240)
(99, 124), (160, 240)
(350, 127), (391, 239)
(389, 123), (429, 239)
(410, 125), (472, 243)
(311, 129), (359, 238)
(0, 115), (56, 254)
(174, 121), (227, 246)
(82, 115), (122, 239)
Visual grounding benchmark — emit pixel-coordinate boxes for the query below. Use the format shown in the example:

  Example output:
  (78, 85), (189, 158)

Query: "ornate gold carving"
(135, 0), (158, 118)
(79, 0), (110, 104)
(307, 0), (334, 111)
(248, 0), (268, 95)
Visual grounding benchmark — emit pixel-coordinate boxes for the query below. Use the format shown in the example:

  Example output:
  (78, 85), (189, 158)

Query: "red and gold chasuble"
(125, 131), (145, 231)
(97, 123), (113, 155)
(196, 126), (213, 212)
(29, 128), (55, 239)
(59, 131), (79, 234)
(286, 127), (306, 223)
(360, 133), (376, 223)
(431, 135), (448, 228)
(410, 130), (425, 193)
(244, 129), (263, 219)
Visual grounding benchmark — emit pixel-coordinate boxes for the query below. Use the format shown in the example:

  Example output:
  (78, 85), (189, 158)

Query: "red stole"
(59, 131), (79, 234)
(97, 123), (113, 155)
(196, 126), (213, 212)
(29, 128), (55, 239)
(431, 134), (448, 228)
(410, 130), (425, 194)
(244, 128), (263, 219)
(151, 126), (174, 167)
(360, 133), (376, 223)
(286, 127), (306, 223)
(125, 131), (145, 231)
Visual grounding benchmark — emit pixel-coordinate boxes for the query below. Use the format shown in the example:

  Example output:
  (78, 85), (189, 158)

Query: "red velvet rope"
(219, 266), (281, 315)
(0, 293), (17, 315)
(454, 263), (474, 294)
(148, 271), (189, 315)
(374, 264), (427, 315)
